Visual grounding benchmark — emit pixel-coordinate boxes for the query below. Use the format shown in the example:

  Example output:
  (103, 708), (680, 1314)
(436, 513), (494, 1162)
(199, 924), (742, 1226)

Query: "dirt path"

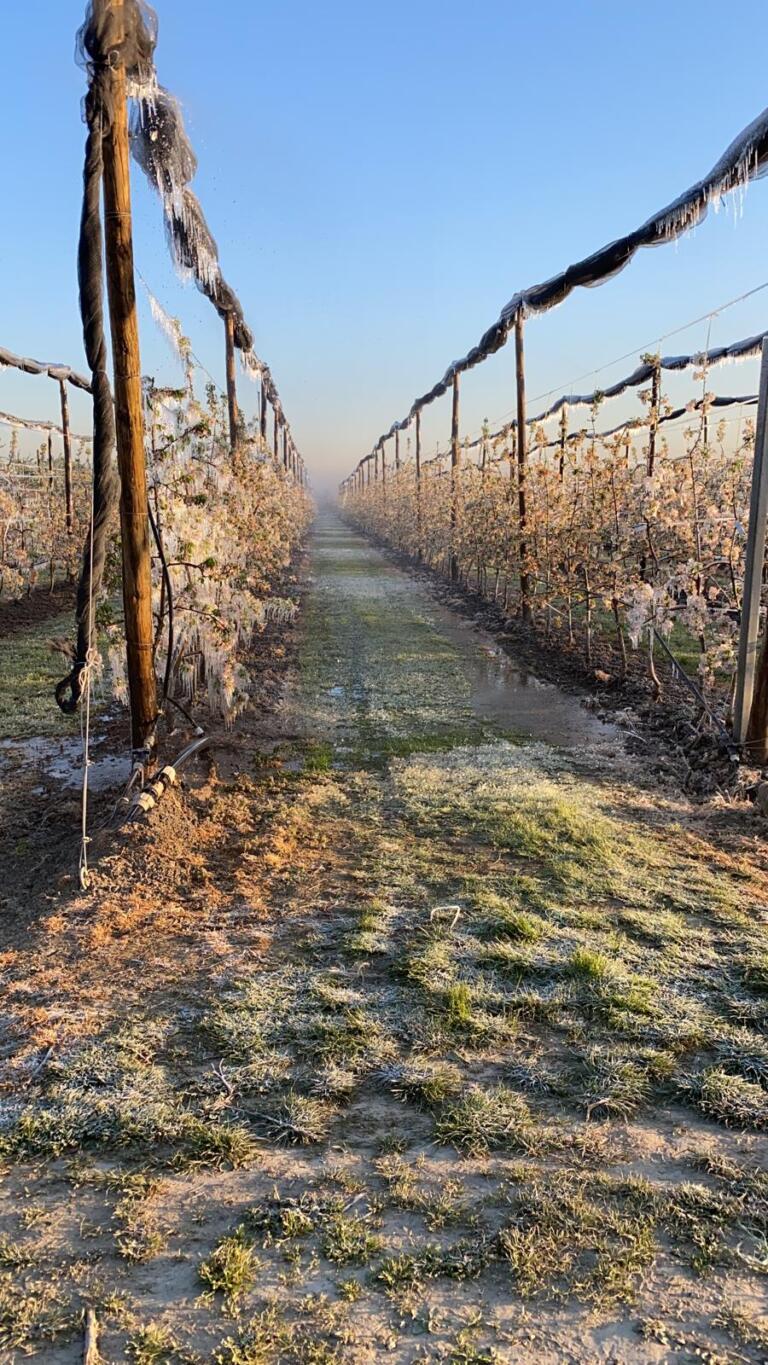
(1, 513), (768, 1363)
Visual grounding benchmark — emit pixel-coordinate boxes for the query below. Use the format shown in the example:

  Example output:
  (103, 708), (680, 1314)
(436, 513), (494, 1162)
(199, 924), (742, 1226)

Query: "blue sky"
(1, 0), (768, 489)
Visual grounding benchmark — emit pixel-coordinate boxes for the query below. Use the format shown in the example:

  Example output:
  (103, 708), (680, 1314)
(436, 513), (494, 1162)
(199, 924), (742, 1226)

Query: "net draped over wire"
(124, 5), (289, 428)
(354, 108), (768, 469)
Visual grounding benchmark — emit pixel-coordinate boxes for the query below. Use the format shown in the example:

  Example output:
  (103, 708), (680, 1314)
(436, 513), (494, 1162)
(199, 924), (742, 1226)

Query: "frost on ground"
(0, 515), (767, 1363)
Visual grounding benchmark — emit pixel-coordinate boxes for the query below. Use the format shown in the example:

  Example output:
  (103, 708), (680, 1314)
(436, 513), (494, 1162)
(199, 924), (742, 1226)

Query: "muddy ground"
(1, 512), (768, 1363)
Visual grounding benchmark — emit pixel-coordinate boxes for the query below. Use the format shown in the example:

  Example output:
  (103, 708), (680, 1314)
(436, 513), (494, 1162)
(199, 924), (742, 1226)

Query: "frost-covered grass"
(2, 518), (768, 1362)
(0, 610), (82, 739)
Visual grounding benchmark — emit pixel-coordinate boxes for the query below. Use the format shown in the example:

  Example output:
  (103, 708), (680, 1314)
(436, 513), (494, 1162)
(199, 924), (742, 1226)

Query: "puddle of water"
(423, 598), (618, 751)
(301, 515), (619, 757)
(0, 735), (131, 792)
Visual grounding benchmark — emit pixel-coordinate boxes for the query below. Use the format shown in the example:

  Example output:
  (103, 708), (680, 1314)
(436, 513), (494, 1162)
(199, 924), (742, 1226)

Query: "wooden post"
(100, 0), (156, 753)
(415, 410), (422, 561)
(260, 379), (268, 449)
(224, 311), (239, 453)
(450, 373), (460, 582)
(735, 339), (768, 751)
(381, 441), (387, 500)
(647, 357), (660, 477)
(59, 379), (73, 533)
(273, 405), (279, 461)
(395, 429), (400, 471)
(515, 315), (531, 621)
(559, 404), (568, 482)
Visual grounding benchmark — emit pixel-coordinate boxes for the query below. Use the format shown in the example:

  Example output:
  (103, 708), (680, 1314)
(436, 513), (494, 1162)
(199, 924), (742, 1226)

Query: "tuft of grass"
(684, 1067), (768, 1130)
(473, 893), (546, 943)
(578, 1049), (652, 1120)
(438, 981), (517, 1047)
(245, 1194), (324, 1246)
(497, 1178), (656, 1306)
(567, 946), (617, 983)
(713, 1026), (768, 1085)
(375, 1152), (469, 1229)
(336, 1277), (365, 1302)
(382, 1057), (463, 1107)
(434, 1085), (536, 1156)
(199, 1228), (259, 1303)
(127, 1322), (178, 1365)
(320, 1213), (381, 1266)
(714, 1304), (768, 1354)
(0, 1274), (75, 1354)
(214, 1305), (343, 1364)
(0, 1235), (38, 1269)
(249, 1092), (336, 1145)
(740, 949), (768, 997)
(446, 1336), (498, 1365)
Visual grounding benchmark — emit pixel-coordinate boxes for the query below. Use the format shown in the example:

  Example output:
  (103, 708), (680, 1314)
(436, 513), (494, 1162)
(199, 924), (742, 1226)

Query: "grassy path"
(1, 514), (768, 1362)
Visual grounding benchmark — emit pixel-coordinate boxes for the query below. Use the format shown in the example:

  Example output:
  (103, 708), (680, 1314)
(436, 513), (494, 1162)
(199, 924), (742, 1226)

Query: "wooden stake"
(647, 357), (660, 477)
(395, 429), (400, 471)
(273, 405), (279, 462)
(735, 339), (768, 751)
(59, 379), (73, 533)
(381, 441), (387, 499)
(515, 315), (531, 620)
(260, 379), (268, 448)
(450, 374), (460, 582)
(559, 404), (568, 482)
(415, 410), (422, 561)
(100, 0), (156, 752)
(224, 310), (239, 453)
(83, 1307), (100, 1365)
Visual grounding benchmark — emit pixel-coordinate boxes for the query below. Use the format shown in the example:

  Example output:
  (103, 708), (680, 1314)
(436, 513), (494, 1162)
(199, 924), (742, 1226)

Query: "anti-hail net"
(359, 107), (768, 463)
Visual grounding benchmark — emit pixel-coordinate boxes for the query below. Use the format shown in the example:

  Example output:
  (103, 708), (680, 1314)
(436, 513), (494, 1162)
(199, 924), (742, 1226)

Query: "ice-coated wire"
(350, 105), (768, 476)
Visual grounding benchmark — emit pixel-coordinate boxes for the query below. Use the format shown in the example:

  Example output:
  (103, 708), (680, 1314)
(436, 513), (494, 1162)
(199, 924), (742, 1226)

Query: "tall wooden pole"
(224, 311), (239, 453)
(273, 406), (279, 462)
(450, 374), (460, 582)
(415, 410), (422, 561)
(515, 316), (531, 621)
(59, 379), (73, 534)
(735, 339), (768, 751)
(100, 0), (156, 752)
(381, 441), (387, 501)
(395, 429), (400, 471)
(647, 358), (661, 477)
(260, 379), (268, 449)
(559, 404), (568, 483)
